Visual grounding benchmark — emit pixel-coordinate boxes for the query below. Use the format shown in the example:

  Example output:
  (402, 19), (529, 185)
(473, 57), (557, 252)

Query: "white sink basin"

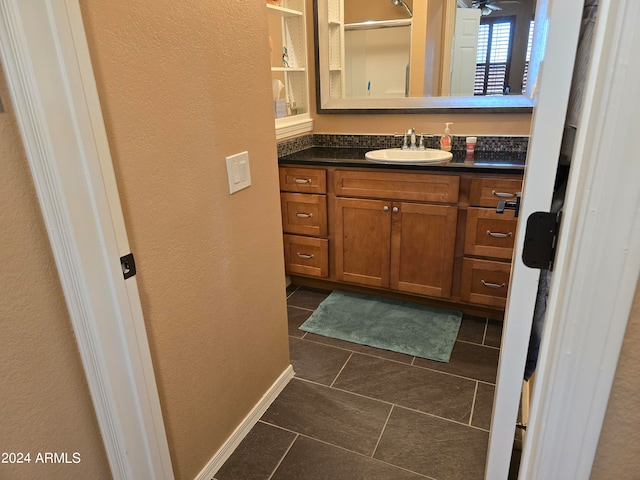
(365, 148), (453, 164)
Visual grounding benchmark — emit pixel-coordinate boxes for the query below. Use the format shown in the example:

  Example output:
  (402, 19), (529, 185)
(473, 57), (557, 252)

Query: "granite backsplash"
(277, 133), (528, 157)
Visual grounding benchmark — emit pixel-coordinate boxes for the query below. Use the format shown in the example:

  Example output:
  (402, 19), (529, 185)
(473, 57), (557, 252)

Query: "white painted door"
(485, 0), (586, 478)
(450, 8), (480, 96)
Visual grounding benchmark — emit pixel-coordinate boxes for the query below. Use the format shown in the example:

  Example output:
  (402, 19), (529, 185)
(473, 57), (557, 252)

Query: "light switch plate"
(225, 151), (251, 194)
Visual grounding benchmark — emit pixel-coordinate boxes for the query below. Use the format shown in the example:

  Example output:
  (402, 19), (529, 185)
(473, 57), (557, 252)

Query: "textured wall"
(591, 277), (640, 479)
(79, 1), (290, 479)
(0, 69), (111, 478)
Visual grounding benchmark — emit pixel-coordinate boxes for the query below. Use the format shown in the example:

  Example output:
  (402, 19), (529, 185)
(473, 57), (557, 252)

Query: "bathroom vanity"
(278, 146), (525, 317)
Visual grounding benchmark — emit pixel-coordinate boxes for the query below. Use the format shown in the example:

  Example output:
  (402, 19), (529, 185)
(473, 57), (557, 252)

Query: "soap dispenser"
(440, 123), (453, 152)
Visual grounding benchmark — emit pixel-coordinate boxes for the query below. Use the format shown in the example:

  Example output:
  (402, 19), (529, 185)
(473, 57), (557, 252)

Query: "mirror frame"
(313, 0), (537, 114)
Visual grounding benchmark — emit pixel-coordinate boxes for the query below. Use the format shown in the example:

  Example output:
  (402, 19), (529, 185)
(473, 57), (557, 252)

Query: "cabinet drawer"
(280, 193), (327, 237)
(469, 177), (522, 207)
(283, 235), (329, 278)
(279, 167), (327, 194)
(334, 170), (459, 203)
(465, 208), (517, 260)
(460, 258), (510, 308)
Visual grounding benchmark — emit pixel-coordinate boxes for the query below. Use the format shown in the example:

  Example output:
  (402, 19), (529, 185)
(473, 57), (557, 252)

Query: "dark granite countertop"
(278, 147), (526, 174)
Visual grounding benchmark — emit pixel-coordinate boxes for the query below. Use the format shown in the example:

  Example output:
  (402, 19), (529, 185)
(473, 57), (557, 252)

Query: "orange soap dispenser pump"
(440, 122), (453, 152)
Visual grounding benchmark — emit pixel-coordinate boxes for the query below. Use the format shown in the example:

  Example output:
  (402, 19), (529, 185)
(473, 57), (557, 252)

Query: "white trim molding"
(275, 116), (314, 140)
(0, 1), (174, 478)
(195, 366), (295, 480)
(520, 0), (640, 477)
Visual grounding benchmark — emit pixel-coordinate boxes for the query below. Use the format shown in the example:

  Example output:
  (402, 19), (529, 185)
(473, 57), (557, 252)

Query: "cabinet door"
(390, 202), (458, 298)
(469, 177), (523, 207)
(279, 167), (327, 194)
(460, 258), (510, 308)
(334, 197), (391, 288)
(465, 207), (517, 260)
(280, 192), (327, 237)
(283, 234), (329, 278)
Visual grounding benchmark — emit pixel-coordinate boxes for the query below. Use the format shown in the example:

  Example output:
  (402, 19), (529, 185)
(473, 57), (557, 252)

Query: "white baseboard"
(194, 365), (295, 480)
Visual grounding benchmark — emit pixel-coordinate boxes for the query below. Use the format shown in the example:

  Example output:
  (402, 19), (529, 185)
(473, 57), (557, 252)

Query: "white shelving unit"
(316, 0), (345, 103)
(267, 0), (313, 139)
(327, 0), (345, 99)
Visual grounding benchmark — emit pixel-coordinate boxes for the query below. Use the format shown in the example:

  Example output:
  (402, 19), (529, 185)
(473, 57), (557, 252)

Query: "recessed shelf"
(266, 4), (303, 17)
(272, 67), (306, 72)
(268, 0), (312, 137)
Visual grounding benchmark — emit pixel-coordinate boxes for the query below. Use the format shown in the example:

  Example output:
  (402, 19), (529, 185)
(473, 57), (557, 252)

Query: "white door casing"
(3, 0), (640, 479)
(0, 1), (174, 478)
(486, 0), (585, 472)
(520, 0), (640, 477)
(489, 0), (640, 478)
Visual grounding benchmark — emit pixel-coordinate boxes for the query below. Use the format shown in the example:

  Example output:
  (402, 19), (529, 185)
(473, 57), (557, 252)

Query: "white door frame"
(0, 1), (173, 479)
(3, 1), (639, 480)
(489, 0), (640, 478)
(520, 0), (640, 477)
(486, 0), (585, 475)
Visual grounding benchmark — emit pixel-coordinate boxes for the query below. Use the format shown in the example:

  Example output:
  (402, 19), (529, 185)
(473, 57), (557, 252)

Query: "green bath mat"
(299, 291), (462, 362)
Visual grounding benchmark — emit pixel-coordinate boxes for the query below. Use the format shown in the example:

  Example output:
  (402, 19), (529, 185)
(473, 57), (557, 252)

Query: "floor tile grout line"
(258, 419), (437, 480)
(285, 284), (301, 299)
(371, 404), (394, 459)
(388, 402), (491, 433)
(292, 335), (498, 386)
(287, 304), (316, 313)
(293, 377), (491, 433)
(469, 382), (479, 427)
(266, 433), (299, 480)
(330, 352), (353, 388)
(482, 318), (489, 345)
(400, 361), (497, 387)
(294, 335), (415, 365)
(456, 338), (501, 351)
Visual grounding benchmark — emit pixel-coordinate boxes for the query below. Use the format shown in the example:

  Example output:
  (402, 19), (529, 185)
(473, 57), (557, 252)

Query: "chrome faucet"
(407, 128), (416, 150)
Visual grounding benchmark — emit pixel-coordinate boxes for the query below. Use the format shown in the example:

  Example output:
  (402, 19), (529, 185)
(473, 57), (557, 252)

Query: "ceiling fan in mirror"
(462, 0), (522, 16)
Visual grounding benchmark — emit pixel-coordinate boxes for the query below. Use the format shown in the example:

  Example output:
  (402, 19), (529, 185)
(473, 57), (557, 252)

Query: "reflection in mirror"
(343, 0), (535, 98)
(315, 0), (541, 112)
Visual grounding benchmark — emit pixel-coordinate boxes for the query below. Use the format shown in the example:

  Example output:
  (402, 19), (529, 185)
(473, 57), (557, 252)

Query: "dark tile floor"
(215, 285), (505, 480)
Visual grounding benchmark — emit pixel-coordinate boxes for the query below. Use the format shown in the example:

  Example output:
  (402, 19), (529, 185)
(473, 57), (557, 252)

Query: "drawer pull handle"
(492, 190), (515, 198)
(481, 280), (506, 289)
(486, 230), (513, 238)
(297, 253), (314, 259)
(294, 178), (312, 184)
(296, 212), (313, 218)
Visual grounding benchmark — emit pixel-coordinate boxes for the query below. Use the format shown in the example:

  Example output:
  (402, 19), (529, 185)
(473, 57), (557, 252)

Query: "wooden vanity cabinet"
(278, 164), (523, 314)
(460, 176), (523, 308)
(279, 167), (329, 278)
(333, 170), (459, 299)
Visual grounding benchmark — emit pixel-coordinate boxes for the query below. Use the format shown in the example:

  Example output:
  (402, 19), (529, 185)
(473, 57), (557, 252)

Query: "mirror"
(314, 0), (541, 113)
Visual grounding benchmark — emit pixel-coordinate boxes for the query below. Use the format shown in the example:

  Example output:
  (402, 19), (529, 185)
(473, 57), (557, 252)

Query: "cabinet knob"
(392, 207), (399, 213)
(383, 206), (389, 211)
